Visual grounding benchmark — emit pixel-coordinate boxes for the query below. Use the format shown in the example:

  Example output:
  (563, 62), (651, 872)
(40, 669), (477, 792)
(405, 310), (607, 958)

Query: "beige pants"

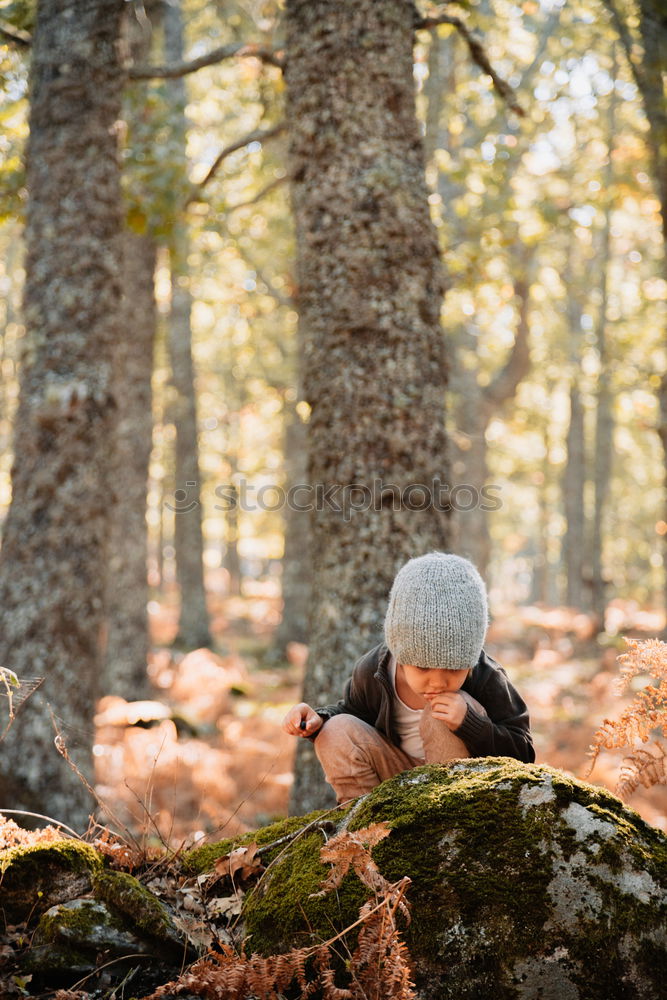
(314, 696), (487, 803)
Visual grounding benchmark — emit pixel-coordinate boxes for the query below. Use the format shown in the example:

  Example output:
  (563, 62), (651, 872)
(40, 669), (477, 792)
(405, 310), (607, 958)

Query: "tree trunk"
(168, 269), (211, 648)
(449, 263), (531, 579)
(563, 381), (586, 608)
(591, 74), (617, 631)
(449, 335), (489, 572)
(606, 0), (667, 628)
(285, 0), (449, 812)
(222, 390), (242, 598)
(562, 266), (586, 610)
(0, 0), (124, 830)
(274, 397), (311, 650)
(164, 0), (211, 649)
(0, 234), (21, 438)
(104, 232), (156, 696)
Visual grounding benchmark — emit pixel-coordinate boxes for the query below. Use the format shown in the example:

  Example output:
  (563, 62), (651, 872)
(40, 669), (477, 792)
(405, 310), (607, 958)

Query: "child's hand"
(425, 692), (468, 731)
(282, 702), (323, 738)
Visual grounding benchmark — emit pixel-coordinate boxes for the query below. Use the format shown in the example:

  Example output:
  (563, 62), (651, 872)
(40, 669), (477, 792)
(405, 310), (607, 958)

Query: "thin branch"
(227, 174), (288, 213)
(0, 807), (82, 840)
(189, 121), (286, 199)
(417, 12), (525, 117)
(128, 41), (284, 80)
(0, 21), (31, 47)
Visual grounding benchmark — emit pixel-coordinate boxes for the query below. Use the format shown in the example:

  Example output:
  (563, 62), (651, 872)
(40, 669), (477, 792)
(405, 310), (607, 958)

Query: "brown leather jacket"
(314, 642), (535, 763)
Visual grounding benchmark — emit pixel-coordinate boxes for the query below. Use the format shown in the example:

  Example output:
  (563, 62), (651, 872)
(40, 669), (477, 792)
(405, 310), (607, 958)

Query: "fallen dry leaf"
(214, 841), (263, 883)
(208, 894), (244, 919)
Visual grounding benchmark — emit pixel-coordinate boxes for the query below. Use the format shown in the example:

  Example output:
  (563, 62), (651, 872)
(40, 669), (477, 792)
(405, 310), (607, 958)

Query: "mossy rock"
(27, 898), (156, 974)
(93, 869), (187, 953)
(241, 759), (667, 1000)
(0, 838), (102, 924)
(27, 871), (192, 976)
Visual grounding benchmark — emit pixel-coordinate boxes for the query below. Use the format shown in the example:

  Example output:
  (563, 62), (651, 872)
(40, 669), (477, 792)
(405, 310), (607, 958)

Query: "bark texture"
(104, 232), (156, 696)
(0, 0), (124, 829)
(165, 0), (211, 649)
(285, 0), (449, 811)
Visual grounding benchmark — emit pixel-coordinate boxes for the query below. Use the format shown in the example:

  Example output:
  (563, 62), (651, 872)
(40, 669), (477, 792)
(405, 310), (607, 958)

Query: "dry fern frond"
(350, 877), (415, 1000)
(589, 685), (667, 756)
(320, 967), (354, 1000)
(616, 743), (667, 800)
(617, 637), (667, 691)
(315, 821), (392, 897)
(587, 635), (667, 796)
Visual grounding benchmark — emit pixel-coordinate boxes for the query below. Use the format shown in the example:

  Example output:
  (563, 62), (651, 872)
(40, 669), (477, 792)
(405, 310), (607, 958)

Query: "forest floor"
(92, 578), (667, 852)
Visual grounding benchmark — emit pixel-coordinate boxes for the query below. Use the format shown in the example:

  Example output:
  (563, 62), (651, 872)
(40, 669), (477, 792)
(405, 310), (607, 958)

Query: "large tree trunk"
(0, 0), (124, 830)
(104, 233), (156, 696)
(164, 0), (211, 649)
(285, 0), (449, 812)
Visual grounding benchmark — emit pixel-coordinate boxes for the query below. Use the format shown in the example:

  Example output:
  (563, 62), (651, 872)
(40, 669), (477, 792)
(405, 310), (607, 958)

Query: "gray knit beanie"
(384, 552), (488, 670)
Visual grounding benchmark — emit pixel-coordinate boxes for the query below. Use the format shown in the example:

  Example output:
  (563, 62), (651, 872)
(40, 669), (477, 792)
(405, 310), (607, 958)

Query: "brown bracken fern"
(142, 821), (415, 1000)
(588, 637), (667, 798)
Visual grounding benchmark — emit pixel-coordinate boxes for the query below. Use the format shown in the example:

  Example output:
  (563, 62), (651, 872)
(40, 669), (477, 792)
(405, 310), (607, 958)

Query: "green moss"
(0, 838), (102, 923)
(93, 870), (174, 941)
(243, 825), (368, 955)
(182, 808), (335, 875)
(37, 898), (125, 943)
(0, 837), (101, 877)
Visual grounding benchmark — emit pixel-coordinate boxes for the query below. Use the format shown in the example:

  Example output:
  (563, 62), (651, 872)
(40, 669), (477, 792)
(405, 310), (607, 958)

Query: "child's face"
(401, 663), (470, 699)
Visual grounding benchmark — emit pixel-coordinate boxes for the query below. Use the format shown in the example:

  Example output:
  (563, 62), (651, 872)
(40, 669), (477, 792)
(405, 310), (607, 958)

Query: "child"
(282, 552), (534, 803)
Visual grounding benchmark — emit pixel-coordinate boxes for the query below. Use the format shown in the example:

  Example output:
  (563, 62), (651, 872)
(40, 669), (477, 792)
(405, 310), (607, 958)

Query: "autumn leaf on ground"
(214, 841), (264, 883)
(208, 893), (244, 919)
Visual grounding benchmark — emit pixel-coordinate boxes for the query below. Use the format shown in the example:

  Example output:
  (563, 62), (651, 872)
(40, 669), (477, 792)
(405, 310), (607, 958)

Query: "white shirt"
(388, 655), (425, 760)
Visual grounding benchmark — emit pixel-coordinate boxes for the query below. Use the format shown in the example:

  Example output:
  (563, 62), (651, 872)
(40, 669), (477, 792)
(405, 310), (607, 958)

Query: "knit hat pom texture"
(384, 552), (488, 671)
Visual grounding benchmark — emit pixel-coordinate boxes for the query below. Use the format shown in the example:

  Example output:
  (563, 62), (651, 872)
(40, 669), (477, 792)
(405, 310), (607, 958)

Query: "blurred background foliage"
(2, 0), (660, 608)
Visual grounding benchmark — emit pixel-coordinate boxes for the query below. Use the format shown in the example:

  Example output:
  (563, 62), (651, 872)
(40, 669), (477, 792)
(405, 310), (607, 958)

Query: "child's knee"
(314, 714), (361, 760)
